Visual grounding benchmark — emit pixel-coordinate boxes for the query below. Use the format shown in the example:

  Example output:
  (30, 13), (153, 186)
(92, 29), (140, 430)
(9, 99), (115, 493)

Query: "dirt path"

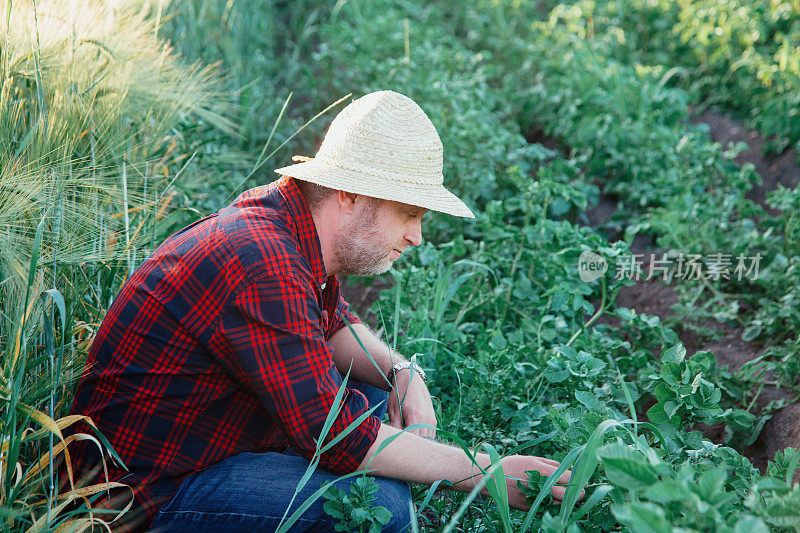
(691, 110), (800, 472)
(693, 110), (800, 216)
(587, 110), (800, 473)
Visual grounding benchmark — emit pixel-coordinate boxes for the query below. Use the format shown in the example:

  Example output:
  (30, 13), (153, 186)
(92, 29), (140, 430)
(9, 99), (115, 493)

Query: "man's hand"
(499, 455), (585, 510)
(387, 368), (437, 439)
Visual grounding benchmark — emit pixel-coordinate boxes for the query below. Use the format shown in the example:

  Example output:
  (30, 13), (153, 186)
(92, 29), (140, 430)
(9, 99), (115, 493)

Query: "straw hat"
(274, 90), (475, 218)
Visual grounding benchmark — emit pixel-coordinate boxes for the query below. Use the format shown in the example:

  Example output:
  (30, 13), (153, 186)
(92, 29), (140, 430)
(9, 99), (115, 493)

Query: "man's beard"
(333, 200), (396, 276)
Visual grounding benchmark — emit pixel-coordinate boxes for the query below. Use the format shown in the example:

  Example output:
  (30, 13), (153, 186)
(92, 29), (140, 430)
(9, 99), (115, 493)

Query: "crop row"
(435, 0), (800, 385)
(543, 0), (800, 157)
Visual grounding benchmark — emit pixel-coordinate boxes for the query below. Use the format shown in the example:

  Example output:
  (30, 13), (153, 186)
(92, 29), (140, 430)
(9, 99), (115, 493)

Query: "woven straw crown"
(274, 90), (475, 218)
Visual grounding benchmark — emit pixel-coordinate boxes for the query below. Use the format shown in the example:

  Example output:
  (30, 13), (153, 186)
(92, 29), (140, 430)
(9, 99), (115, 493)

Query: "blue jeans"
(151, 381), (412, 532)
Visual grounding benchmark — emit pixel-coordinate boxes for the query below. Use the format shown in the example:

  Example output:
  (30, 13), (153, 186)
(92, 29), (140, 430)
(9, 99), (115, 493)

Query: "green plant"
(0, 1), (233, 529)
(540, 0), (800, 154)
(323, 476), (393, 533)
(599, 443), (800, 532)
(436, 0), (800, 358)
(81, 0), (800, 529)
(640, 345), (755, 441)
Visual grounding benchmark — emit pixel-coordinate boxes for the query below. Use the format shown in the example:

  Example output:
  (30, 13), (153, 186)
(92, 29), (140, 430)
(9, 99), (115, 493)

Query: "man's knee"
(373, 478), (413, 532)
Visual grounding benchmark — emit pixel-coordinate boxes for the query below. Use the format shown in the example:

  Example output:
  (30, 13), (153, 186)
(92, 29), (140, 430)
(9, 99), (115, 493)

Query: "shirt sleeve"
(211, 269), (379, 474)
(327, 292), (361, 337)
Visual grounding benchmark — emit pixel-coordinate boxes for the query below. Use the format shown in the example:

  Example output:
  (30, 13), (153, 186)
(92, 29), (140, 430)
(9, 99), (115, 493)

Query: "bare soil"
(588, 110), (800, 473)
(693, 110), (800, 216)
(339, 276), (390, 329)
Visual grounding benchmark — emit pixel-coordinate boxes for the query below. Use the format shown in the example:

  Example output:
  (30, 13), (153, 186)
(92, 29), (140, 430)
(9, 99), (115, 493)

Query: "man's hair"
(295, 179), (336, 213)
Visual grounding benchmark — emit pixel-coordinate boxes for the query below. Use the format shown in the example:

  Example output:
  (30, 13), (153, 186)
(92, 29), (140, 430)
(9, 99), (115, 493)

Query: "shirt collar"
(275, 176), (330, 288)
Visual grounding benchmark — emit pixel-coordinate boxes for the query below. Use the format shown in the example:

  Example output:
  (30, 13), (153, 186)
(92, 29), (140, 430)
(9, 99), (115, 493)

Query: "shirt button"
(321, 281), (327, 290)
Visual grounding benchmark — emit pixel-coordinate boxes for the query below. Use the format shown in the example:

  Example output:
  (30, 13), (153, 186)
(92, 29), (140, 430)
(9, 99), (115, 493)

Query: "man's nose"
(405, 219), (423, 247)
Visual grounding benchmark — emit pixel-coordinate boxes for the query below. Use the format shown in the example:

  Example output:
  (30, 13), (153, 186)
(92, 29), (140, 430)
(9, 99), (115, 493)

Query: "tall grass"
(162, 0), (332, 204)
(0, 0), (230, 288)
(0, 215), (130, 531)
(0, 0), (230, 529)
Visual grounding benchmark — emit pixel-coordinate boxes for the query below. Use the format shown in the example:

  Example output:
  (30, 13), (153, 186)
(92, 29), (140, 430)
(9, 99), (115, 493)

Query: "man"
(69, 91), (577, 531)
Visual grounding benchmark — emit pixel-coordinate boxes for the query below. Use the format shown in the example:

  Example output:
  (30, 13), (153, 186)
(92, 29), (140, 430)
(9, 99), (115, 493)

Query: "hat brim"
(274, 159), (475, 218)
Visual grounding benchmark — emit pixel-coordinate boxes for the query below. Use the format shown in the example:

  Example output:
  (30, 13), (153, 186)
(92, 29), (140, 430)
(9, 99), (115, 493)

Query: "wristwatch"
(387, 361), (427, 383)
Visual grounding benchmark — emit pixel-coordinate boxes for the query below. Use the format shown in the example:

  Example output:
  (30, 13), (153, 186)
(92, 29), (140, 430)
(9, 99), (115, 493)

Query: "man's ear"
(337, 190), (359, 215)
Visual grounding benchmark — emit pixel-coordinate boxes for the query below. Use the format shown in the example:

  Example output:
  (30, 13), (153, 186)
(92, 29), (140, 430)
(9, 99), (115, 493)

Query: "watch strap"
(387, 361), (427, 383)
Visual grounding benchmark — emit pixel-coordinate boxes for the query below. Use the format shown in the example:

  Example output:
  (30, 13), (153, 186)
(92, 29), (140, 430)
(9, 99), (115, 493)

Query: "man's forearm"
(328, 323), (406, 391)
(356, 424), (580, 509)
(357, 424), (489, 491)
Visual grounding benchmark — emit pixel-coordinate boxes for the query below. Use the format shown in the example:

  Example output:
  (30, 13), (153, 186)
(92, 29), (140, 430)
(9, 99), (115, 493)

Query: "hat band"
(311, 154), (443, 186)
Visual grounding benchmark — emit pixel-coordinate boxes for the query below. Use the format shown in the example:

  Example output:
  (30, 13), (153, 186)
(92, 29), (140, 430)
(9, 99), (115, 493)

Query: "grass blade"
(225, 93), (352, 203)
(521, 446), (581, 532)
(442, 462), (502, 533)
(558, 419), (624, 523)
(275, 470), (365, 533)
(567, 484), (612, 526)
(480, 443), (511, 532)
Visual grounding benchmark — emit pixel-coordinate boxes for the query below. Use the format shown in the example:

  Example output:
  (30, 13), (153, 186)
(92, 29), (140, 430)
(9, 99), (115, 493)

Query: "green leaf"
(613, 502), (672, 533)
(489, 330), (507, 351)
(323, 501), (343, 520)
(730, 409), (756, 430)
(544, 369), (570, 383)
(754, 477), (790, 492)
(598, 444), (660, 490)
(26, 209), (49, 292)
(762, 492), (800, 527)
(733, 516), (769, 533)
(742, 326), (762, 341)
(653, 384), (674, 403)
(351, 508), (370, 524)
(551, 289), (568, 311)
(558, 345), (578, 359)
(541, 328), (557, 342)
(575, 390), (603, 411)
(372, 507), (392, 525)
(660, 362), (684, 386)
(661, 344), (686, 364)
(663, 401), (680, 419)
(646, 403), (675, 427)
(697, 467), (728, 500)
(42, 288), (66, 331)
(643, 479), (688, 503)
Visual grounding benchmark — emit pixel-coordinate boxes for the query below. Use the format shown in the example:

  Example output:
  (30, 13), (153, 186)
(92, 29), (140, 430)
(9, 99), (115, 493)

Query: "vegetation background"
(2, 0), (799, 531)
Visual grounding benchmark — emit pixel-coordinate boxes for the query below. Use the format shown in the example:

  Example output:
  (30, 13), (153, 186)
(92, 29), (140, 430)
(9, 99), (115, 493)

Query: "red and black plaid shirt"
(69, 177), (380, 530)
